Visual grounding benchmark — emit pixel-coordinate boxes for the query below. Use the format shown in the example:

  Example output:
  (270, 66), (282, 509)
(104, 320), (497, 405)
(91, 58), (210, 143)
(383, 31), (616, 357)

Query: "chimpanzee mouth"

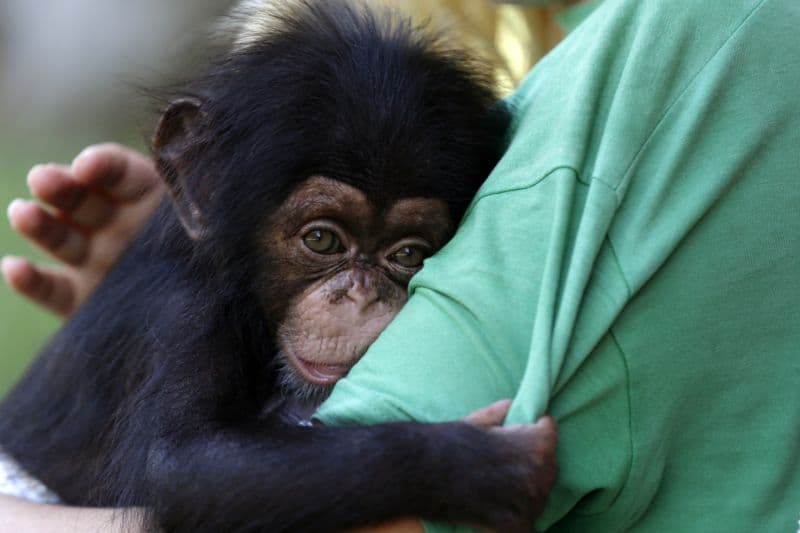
(291, 356), (352, 386)
(275, 353), (350, 408)
(277, 341), (357, 387)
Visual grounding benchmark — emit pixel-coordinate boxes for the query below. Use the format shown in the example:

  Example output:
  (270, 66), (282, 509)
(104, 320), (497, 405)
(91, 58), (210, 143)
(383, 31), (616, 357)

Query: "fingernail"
(492, 399), (513, 409)
(1, 255), (23, 275)
(72, 146), (99, 170)
(7, 199), (26, 221)
(26, 165), (44, 188)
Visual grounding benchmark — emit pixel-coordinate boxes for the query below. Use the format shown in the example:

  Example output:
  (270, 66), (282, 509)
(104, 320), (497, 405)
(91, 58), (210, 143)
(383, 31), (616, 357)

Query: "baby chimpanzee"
(0, 2), (557, 532)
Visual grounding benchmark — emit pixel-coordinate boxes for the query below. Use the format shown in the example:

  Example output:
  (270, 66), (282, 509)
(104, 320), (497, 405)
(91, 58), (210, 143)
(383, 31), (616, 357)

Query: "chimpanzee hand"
(346, 401), (557, 533)
(2, 143), (163, 316)
(149, 402), (557, 533)
(461, 400), (559, 532)
(488, 418), (558, 531)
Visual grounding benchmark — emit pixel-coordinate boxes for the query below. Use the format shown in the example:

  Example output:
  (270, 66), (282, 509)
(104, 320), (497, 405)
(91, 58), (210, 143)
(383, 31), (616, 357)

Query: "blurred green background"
(0, 151), (61, 395)
(0, 1), (235, 396)
(0, 134), (146, 396)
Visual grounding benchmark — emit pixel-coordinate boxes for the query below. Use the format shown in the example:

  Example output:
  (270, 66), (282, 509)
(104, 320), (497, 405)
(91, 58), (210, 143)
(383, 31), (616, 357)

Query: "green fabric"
(316, 0), (800, 530)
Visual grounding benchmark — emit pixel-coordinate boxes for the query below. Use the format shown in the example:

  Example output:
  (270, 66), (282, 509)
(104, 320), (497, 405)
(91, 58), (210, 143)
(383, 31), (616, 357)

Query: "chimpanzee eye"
(391, 246), (426, 268)
(302, 229), (343, 254)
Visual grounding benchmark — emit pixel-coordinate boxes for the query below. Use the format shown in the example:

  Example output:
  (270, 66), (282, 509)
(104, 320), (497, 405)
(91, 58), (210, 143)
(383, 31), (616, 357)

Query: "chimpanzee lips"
(291, 356), (352, 385)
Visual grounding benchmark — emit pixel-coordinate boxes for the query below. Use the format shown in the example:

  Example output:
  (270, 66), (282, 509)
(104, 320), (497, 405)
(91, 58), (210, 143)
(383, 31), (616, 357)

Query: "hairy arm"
(147, 417), (556, 533)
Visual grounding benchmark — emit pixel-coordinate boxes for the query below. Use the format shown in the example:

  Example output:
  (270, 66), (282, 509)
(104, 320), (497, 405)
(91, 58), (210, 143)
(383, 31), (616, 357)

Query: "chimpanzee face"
(256, 176), (453, 403)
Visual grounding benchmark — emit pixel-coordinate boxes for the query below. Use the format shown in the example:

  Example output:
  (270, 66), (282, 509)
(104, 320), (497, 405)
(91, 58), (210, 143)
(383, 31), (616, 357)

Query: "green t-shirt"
(316, 0), (800, 530)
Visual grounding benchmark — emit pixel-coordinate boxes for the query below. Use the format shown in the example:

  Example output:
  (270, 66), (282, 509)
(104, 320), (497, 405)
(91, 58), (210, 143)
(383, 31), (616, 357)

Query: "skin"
(0, 494), (141, 533)
(0, 495), (419, 533)
(3, 144), (164, 317)
(267, 177), (452, 391)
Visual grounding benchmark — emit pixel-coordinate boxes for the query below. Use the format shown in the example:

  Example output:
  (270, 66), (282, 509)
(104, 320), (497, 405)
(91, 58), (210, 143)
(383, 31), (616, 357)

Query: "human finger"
(463, 399), (513, 427)
(71, 143), (161, 201)
(1, 256), (76, 316)
(7, 199), (89, 266)
(27, 164), (115, 230)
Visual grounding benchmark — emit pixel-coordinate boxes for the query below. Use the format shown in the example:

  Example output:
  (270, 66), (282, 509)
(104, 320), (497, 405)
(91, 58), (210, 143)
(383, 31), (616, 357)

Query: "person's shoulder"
(479, 0), (786, 199)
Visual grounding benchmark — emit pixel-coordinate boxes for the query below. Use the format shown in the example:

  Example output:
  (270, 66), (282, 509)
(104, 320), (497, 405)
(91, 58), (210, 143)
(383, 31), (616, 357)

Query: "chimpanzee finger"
(489, 416), (559, 528)
(500, 416), (559, 456)
(494, 416), (559, 484)
(1, 256), (76, 316)
(71, 143), (161, 202)
(463, 399), (513, 427)
(7, 199), (89, 266)
(27, 164), (115, 230)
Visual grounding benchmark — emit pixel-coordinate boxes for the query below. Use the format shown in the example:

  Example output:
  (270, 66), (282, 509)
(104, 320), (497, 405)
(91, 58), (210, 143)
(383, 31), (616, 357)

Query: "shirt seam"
(609, 0), (769, 203)
(480, 0), (768, 207)
(465, 165), (580, 220)
(480, 165), (579, 200)
(569, 240), (634, 519)
(604, 329), (635, 515)
(605, 237), (633, 298)
(577, 7), (774, 514)
(567, 329), (635, 520)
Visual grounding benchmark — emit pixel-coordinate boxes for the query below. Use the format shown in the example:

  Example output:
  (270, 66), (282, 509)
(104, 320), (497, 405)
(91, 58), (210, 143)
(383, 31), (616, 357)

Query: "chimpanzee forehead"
(278, 175), (450, 221)
(270, 175), (453, 245)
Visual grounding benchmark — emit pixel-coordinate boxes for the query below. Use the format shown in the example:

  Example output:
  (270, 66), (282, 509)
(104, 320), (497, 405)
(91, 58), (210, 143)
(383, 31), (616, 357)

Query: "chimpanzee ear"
(153, 97), (208, 240)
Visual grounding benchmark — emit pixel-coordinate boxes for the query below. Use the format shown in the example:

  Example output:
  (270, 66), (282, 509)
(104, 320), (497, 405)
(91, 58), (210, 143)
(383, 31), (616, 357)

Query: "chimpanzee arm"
(147, 418), (557, 533)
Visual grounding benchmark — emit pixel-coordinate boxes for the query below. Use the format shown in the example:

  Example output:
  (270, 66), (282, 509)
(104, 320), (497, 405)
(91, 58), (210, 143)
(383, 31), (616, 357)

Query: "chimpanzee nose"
(345, 277), (380, 307)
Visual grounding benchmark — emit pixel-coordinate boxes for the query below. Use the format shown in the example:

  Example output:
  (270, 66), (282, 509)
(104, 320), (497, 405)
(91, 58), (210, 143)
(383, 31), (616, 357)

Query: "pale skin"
(2, 144), (164, 317)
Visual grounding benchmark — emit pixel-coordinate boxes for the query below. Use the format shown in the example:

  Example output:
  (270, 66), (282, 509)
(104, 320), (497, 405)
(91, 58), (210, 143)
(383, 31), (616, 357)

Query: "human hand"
(463, 398), (515, 427)
(2, 143), (164, 317)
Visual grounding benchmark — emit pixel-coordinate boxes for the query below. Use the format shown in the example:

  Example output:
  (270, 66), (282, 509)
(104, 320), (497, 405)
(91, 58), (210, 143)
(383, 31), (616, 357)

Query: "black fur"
(0, 3), (554, 532)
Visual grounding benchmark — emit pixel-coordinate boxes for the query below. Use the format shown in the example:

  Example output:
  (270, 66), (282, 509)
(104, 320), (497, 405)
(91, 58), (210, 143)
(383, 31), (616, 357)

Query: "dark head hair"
(153, 0), (509, 259)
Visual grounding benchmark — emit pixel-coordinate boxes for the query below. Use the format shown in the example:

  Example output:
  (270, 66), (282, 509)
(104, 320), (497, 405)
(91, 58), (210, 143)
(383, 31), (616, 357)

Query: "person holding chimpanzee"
(3, 0), (800, 532)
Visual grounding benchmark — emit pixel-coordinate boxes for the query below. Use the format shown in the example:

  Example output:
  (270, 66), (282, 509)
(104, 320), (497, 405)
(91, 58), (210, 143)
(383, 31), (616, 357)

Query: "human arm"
(0, 496), (423, 533)
(0, 494), (143, 533)
(2, 143), (163, 316)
